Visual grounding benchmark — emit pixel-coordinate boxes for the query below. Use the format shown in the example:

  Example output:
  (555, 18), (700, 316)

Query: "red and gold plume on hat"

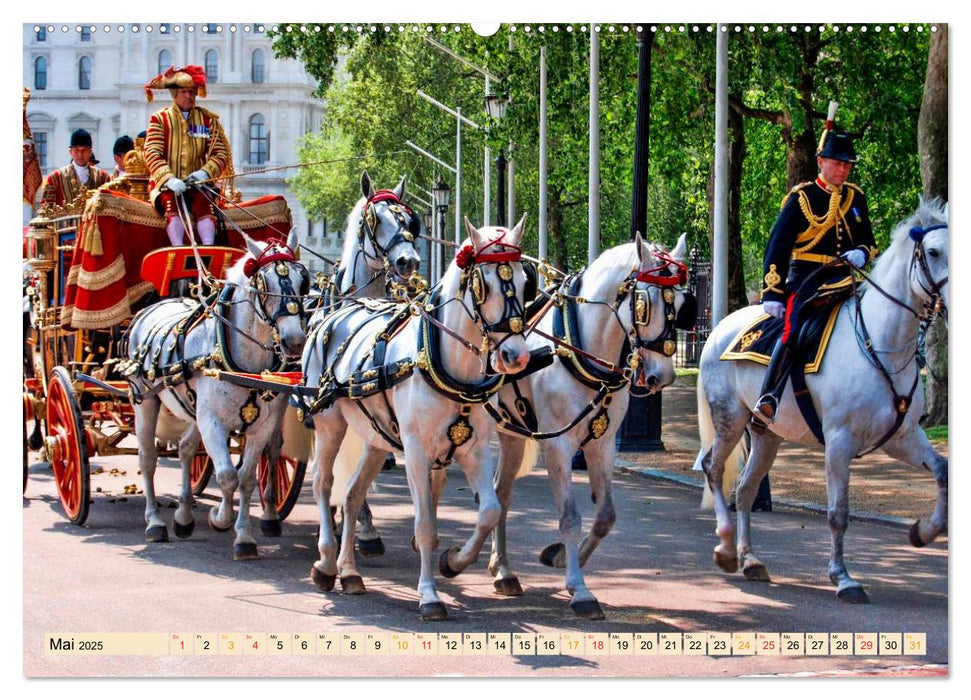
(817, 100), (838, 152)
(144, 65), (208, 102)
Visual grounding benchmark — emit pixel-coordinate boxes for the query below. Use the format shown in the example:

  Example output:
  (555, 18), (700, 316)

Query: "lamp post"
(485, 92), (509, 227)
(433, 176), (451, 278)
(423, 210), (434, 282)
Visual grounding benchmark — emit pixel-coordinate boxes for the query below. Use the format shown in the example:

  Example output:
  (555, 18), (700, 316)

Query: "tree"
(918, 25), (948, 427)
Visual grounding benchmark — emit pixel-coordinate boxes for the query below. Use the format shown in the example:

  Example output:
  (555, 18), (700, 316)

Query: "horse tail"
(515, 438), (540, 480)
(280, 406), (313, 463)
(331, 429), (365, 505)
(695, 373), (748, 510)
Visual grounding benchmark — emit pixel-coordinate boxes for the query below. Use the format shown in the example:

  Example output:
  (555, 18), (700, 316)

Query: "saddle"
(719, 302), (843, 374)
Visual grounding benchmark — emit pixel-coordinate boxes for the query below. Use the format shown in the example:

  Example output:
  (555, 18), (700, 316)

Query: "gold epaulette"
(780, 181), (813, 210)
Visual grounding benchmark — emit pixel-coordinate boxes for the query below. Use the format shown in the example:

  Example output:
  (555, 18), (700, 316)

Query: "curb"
(617, 461), (915, 530)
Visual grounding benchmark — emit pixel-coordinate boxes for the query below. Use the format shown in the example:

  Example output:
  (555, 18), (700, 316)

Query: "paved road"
(23, 444), (947, 678)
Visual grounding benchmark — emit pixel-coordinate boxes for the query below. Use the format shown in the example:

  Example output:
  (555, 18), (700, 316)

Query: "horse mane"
(582, 241), (638, 296)
(867, 197), (948, 283)
(338, 196), (367, 269)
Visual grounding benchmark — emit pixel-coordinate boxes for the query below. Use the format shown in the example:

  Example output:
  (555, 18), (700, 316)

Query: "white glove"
(763, 301), (785, 319)
(841, 249), (866, 268)
(166, 176), (187, 195)
(186, 169), (209, 184)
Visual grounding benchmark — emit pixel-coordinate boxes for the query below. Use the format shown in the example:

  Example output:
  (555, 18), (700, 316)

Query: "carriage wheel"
(257, 454), (306, 521)
(190, 453), (214, 496)
(45, 367), (90, 525)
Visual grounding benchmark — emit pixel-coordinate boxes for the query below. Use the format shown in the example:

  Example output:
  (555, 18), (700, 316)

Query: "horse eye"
(927, 249), (940, 259)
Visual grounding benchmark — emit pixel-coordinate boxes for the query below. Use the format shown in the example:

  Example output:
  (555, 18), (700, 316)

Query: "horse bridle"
(909, 223), (949, 321)
(243, 239), (311, 352)
(357, 190), (420, 272)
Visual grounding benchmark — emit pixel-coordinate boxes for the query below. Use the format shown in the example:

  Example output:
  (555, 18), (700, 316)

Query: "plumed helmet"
(70, 128), (92, 148)
(144, 65), (208, 102)
(816, 100), (858, 163)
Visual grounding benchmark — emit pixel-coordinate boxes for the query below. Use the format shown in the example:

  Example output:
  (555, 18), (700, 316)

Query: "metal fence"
(675, 247), (711, 368)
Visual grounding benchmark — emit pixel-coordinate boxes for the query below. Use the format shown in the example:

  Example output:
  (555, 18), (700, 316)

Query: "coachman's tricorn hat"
(144, 65), (208, 102)
(816, 100), (858, 163)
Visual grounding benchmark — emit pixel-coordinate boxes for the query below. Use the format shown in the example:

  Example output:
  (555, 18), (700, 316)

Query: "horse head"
(627, 231), (692, 392)
(907, 199), (949, 324)
(241, 228), (311, 360)
(454, 214), (532, 375)
(353, 170), (422, 282)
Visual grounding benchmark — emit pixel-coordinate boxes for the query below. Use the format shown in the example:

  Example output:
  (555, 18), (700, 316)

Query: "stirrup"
(751, 396), (777, 427)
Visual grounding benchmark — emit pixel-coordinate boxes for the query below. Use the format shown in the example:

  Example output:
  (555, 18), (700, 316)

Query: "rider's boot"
(751, 341), (796, 432)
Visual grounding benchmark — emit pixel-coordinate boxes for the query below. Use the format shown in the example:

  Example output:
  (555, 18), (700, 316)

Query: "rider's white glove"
(763, 301), (785, 319)
(186, 169), (209, 185)
(166, 176), (187, 195)
(840, 249), (867, 269)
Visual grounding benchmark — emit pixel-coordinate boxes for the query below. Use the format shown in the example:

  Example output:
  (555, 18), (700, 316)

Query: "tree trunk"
(547, 187), (570, 271)
(918, 24), (948, 427)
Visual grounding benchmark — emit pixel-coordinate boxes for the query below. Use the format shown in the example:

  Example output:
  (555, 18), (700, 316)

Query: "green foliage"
(271, 23), (934, 287)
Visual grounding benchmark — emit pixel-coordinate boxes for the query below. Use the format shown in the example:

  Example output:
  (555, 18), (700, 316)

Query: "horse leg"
(258, 416), (284, 538)
(488, 433), (526, 596)
(880, 431), (948, 547)
(700, 403), (749, 574)
(336, 445), (387, 595)
(401, 439), (448, 621)
(232, 430), (266, 561)
(734, 430), (782, 582)
(174, 424), (202, 539)
(439, 444), (502, 579)
(135, 398), (168, 542)
(576, 441), (617, 568)
(823, 439), (869, 603)
(197, 419), (237, 534)
(411, 467), (445, 553)
(310, 417), (347, 592)
(356, 499), (385, 558)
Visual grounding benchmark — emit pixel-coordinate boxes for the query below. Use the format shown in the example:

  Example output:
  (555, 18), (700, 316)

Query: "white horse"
(123, 231), (310, 559)
(487, 234), (692, 618)
(695, 199), (948, 602)
(301, 216), (532, 620)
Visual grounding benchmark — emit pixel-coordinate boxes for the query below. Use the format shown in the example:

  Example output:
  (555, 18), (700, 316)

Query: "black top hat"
(113, 135), (135, 156)
(70, 128), (93, 148)
(816, 128), (858, 163)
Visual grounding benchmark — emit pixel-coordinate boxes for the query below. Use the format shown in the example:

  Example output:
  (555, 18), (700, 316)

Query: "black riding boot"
(751, 341), (796, 431)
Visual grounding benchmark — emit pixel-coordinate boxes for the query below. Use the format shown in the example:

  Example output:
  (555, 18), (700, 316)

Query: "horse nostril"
(647, 375), (659, 388)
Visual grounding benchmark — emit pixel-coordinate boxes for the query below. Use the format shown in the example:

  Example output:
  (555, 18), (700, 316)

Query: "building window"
(251, 49), (265, 84)
(158, 49), (172, 74)
(248, 114), (269, 165)
(78, 56), (92, 90)
(35, 132), (49, 169)
(37, 26), (47, 41)
(34, 56), (47, 90)
(80, 26), (91, 42)
(204, 50), (218, 84)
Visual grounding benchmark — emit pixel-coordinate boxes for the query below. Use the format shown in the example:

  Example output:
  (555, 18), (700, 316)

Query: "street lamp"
(485, 92), (509, 226)
(423, 210), (434, 282)
(432, 176), (451, 277)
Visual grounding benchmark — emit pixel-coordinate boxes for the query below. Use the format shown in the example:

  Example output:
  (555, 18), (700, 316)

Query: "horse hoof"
(713, 550), (738, 574)
(146, 525), (169, 543)
(837, 586), (870, 604)
(419, 602), (449, 621)
(311, 566), (336, 592)
(358, 537), (385, 558)
(909, 521), (928, 548)
(742, 563), (771, 582)
(208, 511), (232, 533)
(439, 547), (462, 579)
(341, 575), (367, 595)
(173, 520), (195, 539)
(493, 577), (524, 596)
(233, 542), (259, 561)
(260, 519), (282, 538)
(539, 543), (565, 568)
(571, 599), (605, 620)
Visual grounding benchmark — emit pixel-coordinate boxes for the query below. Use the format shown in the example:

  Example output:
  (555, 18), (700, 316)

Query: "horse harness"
(119, 239), (310, 433)
(486, 253), (695, 445)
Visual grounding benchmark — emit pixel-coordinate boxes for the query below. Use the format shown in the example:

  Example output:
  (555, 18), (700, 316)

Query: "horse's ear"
(392, 175), (406, 200)
(634, 231), (649, 269)
(286, 227), (299, 252)
(465, 216), (484, 250)
(509, 213), (528, 245)
(671, 232), (688, 262)
(361, 171), (374, 199)
(244, 234), (263, 260)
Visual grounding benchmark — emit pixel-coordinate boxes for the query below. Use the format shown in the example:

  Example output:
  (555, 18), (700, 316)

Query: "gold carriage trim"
(76, 254), (127, 291)
(719, 304), (842, 374)
(761, 264), (783, 296)
(60, 281), (155, 330)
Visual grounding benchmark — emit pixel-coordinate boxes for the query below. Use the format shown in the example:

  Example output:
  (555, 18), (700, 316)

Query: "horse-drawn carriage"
(22, 160), (307, 527)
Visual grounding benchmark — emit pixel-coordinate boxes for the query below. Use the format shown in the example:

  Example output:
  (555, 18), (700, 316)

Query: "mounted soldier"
(751, 102), (878, 429)
(143, 65), (231, 247)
